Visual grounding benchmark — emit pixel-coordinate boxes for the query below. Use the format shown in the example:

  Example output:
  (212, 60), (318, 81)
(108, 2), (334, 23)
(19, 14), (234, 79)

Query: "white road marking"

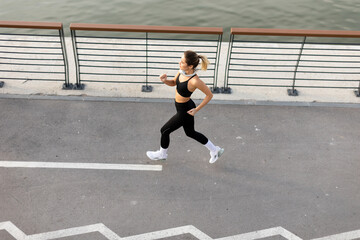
(0, 161), (162, 171)
(122, 225), (212, 240)
(216, 226), (302, 240)
(311, 229), (360, 240)
(1, 221), (360, 240)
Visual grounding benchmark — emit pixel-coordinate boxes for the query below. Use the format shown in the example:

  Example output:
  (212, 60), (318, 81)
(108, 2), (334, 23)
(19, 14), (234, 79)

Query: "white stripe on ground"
(215, 226), (302, 240)
(121, 225), (212, 240)
(1, 221), (360, 240)
(0, 161), (162, 171)
(311, 229), (360, 240)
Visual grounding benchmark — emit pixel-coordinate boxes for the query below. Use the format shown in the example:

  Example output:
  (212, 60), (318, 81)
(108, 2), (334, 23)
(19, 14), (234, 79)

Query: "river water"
(1, 0), (360, 37)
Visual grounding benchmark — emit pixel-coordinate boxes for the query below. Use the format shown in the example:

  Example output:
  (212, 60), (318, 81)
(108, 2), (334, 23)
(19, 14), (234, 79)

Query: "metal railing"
(70, 23), (223, 92)
(224, 28), (360, 97)
(0, 21), (70, 89)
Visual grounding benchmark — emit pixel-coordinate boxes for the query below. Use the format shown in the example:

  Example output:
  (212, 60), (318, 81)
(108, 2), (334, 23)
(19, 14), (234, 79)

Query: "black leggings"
(160, 99), (208, 148)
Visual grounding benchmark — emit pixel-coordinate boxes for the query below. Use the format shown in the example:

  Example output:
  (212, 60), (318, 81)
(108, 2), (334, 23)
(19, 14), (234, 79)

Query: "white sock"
(160, 147), (168, 156)
(204, 140), (217, 152)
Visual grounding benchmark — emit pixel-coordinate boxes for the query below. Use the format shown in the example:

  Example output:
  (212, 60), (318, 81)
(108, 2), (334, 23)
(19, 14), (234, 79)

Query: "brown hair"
(184, 50), (209, 71)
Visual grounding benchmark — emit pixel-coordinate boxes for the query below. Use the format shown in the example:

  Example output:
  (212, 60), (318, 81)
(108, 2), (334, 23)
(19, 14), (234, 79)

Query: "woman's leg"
(160, 113), (183, 149)
(182, 114), (208, 145)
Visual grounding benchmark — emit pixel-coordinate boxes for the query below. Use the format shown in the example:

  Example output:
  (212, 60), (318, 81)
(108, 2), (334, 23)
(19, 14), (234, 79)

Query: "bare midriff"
(175, 90), (191, 103)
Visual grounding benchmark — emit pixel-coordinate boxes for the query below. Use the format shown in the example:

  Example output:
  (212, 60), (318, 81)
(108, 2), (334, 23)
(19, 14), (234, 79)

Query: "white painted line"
(0, 161), (162, 171)
(311, 229), (360, 240)
(0, 221), (27, 240)
(27, 224), (111, 240)
(215, 226), (302, 240)
(121, 225), (212, 240)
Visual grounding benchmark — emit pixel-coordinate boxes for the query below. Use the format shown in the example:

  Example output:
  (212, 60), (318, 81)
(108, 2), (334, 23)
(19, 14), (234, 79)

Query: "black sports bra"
(176, 74), (195, 98)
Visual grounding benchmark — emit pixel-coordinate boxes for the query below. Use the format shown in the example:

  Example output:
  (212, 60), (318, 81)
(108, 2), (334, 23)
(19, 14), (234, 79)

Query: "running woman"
(146, 50), (224, 164)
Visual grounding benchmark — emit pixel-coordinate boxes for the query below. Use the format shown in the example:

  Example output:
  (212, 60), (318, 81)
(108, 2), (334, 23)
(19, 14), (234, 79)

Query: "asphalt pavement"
(0, 95), (360, 240)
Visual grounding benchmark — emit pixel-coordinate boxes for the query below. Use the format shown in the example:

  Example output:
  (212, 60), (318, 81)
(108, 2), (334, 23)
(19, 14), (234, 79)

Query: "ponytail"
(198, 55), (209, 71)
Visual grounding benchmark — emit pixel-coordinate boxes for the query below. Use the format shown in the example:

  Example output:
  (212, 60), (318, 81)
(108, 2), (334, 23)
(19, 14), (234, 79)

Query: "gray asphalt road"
(0, 97), (359, 240)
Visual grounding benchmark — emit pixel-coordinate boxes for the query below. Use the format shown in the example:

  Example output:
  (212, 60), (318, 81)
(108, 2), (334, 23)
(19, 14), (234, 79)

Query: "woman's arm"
(187, 78), (213, 116)
(160, 73), (178, 87)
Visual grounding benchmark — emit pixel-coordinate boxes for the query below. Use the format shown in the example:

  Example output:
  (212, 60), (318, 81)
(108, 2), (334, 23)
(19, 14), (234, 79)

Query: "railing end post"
(142, 85), (153, 92)
(0, 81), (4, 88)
(287, 88), (299, 96)
(354, 90), (360, 97)
(221, 87), (232, 94)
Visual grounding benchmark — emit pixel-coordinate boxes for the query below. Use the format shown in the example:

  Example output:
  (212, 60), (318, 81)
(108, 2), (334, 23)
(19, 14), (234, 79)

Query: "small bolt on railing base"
(0, 81), (4, 88)
(221, 87), (232, 94)
(142, 85), (153, 92)
(287, 88), (299, 96)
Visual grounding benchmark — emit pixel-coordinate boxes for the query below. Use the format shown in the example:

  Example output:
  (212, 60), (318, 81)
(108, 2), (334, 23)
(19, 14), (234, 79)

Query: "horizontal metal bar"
(0, 77), (64, 81)
(230, 69), (294, 73)
(297, 71), (360, 74)
(0, 69), (64, 74)
(300, 59), (360, 63)
(232, 46), (301, 50)
(80, 73), (213, 78)
(228, 83), (291, 87)
(78, 53), (216, 60)
(0, 45), (61, 49)
(77, 41), (217, 48)
(0, 56), (63, 61)
(304, 41), (360, 46)
(230, 58), (297, 62)
(0, 33), (59, 38)
(233, 40), (303, 45)
(228, 83), (358, 89)
(81, 79), (149, 84)
(0, 62), (64, 67)
(230, 68), (360, 74)
(232, 45), (360, 52)
(80, 65), (145, 69)
(0, 39), (61, 43)
(302, 53), (360, 57)
(80, 79), (214, 85)
(77, 47), (216, 54)
(232, 52), (299, 56)
(295, 78), (359, 82)
(0, 50), (63, 55)
(230, 63), (360, 69)
(229, 76), (293, 80)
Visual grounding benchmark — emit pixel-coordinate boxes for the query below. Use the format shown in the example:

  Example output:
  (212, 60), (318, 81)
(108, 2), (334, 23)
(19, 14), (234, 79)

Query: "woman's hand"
(187, 108), (198, 116)
(160, 74), (167, 83)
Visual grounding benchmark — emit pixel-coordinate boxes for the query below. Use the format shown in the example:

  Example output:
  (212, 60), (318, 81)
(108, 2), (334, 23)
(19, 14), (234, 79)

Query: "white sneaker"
(146, 150), (167, 161)
(209, 146), (224, 164)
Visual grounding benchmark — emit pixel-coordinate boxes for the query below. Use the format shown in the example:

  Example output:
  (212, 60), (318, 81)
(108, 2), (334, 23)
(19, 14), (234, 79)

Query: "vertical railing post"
(288, 36), (306, 96)
(222, 33), (234, 94)
(59, 27), (72, 90)
(211, 34), (222, 93)
(142, 32), (152, 92)
(71, 29), (84, 90)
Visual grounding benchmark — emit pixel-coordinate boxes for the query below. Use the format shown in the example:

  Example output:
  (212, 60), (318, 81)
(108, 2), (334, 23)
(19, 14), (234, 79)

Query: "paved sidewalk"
(0, 95), (360, 240)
